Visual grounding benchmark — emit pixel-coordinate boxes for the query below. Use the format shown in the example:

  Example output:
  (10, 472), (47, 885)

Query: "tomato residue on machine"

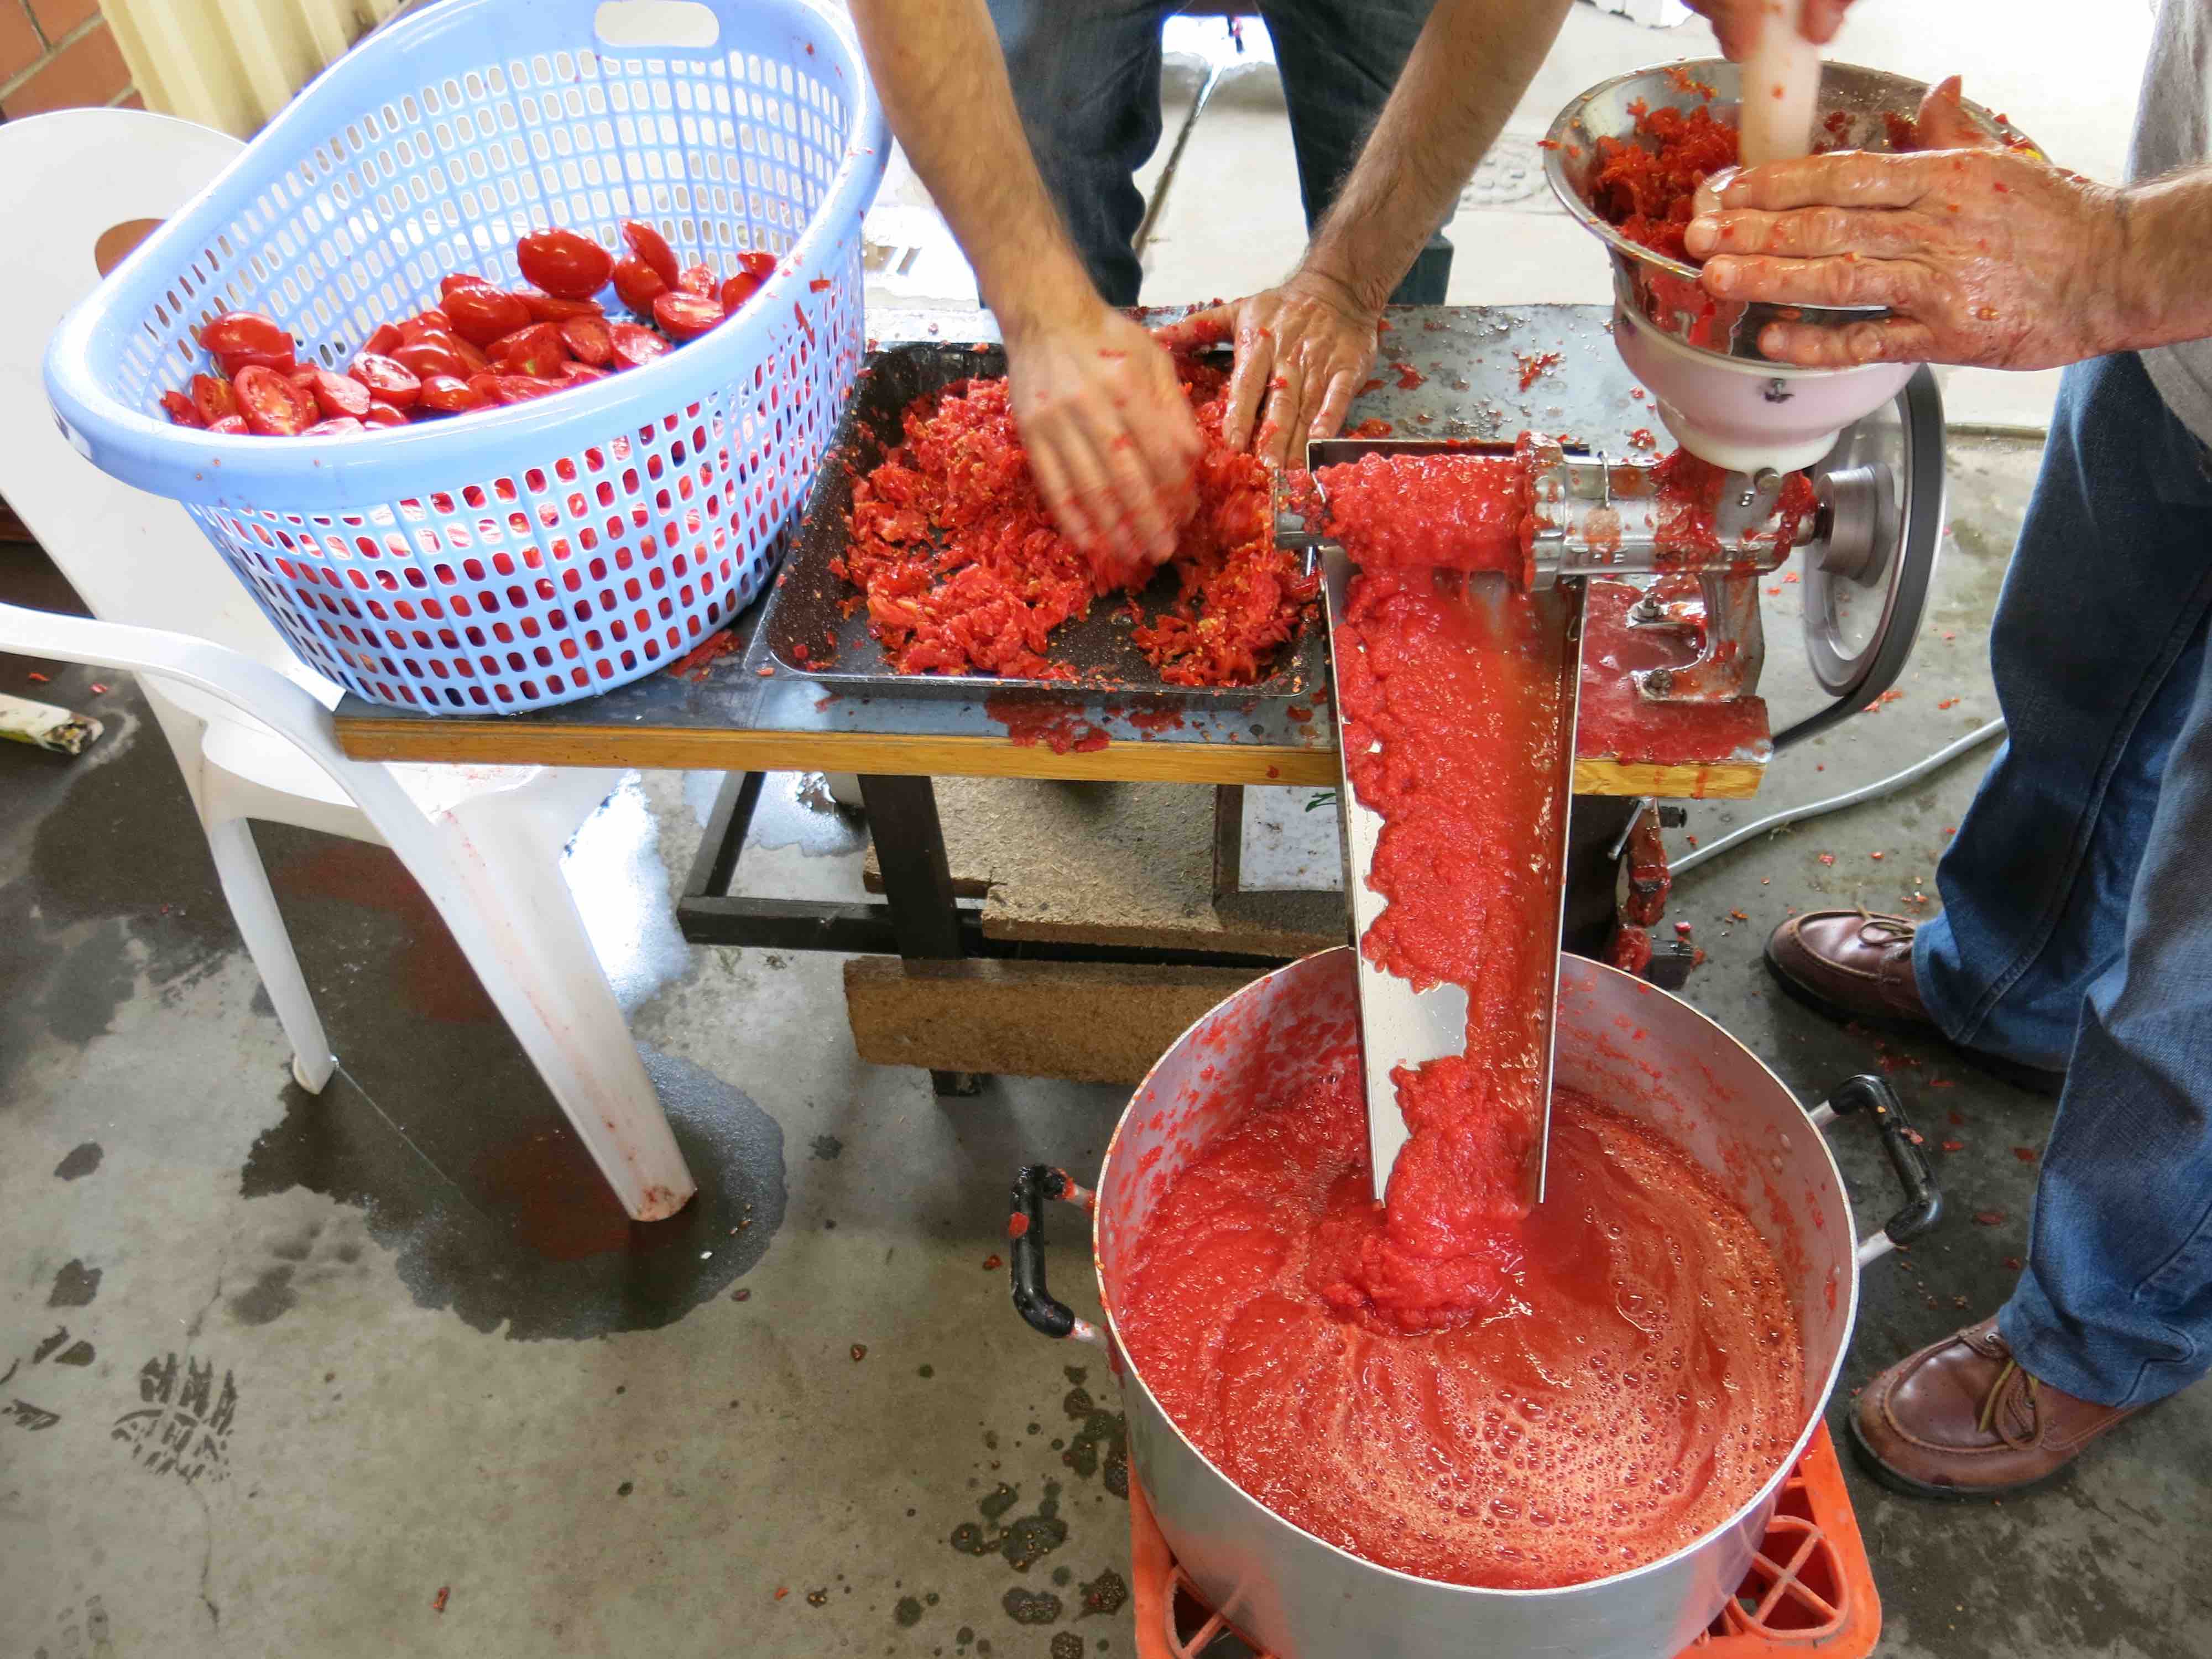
(837, 358), (1316, 687)
(1593, 97), (1933, 263)
(1575, 580), (1771, 764)
(1118, 486), (1802, 1592)
(1311, 450), (1535, 584)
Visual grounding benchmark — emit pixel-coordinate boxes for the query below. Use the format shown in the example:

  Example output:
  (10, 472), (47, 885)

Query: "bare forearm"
(2114, 165), (2212, 354)
(1299, 0), (1572, 310)
(847, 0), (1094, 336)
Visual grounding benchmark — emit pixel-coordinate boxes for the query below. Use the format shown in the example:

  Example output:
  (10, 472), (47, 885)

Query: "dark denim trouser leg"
(985, 0), (1175, 306)
(2001, 610), (2212, 1407)
(1916, 352), (2212, 1068)
(1906, 351), (2212, 1406)
(1259, 0), (1448, 304)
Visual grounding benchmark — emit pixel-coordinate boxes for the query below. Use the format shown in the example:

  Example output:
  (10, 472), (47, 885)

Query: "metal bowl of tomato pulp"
(1542, 59), (2038, 362)
(1013, 948), (1934, 1659)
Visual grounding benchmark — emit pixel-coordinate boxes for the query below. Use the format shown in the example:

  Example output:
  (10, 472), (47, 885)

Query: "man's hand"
(1681, 0), (1853, 60)
(1156, 272), (1381, 469)
(1004, 304), (1203, 578)
(1684, 140), (2130, 371)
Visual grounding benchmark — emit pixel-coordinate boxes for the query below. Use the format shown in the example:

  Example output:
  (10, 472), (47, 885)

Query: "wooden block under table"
(843, 957), (1266, 1087)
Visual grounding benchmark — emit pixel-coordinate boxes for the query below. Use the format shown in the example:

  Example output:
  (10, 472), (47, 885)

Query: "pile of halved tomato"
(159, 220), (781, 437)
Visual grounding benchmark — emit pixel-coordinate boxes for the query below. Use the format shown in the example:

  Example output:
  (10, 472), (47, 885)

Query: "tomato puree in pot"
(1119, 492), (1806, 1591)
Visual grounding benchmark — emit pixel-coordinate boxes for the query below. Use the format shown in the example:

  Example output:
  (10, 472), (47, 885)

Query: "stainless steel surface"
(1781, 366), (1948, 745)
(1293, 435), (1814, 587)
(1321, 551), (1581, 1206)
(1089, 948), (1864, 1659)
(1633, 571), (1766, 705)
(1541, 61), (2037, 363)
(1535, 596), (1587, 1201)
(335, 304), (1688, 759)
(1321, 547), (1454, 1201)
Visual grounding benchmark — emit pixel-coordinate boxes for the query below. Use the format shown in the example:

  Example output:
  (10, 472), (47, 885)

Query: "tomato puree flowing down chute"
(1120, 451), (1806, 1591)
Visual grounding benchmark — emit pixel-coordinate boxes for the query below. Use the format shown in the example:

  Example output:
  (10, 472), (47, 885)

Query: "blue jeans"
(1916, 349), (2212, 1408)
(984, 0), (1451, 307)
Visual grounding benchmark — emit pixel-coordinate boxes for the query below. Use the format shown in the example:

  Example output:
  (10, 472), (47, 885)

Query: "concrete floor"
(8, 6), (2212, 1655)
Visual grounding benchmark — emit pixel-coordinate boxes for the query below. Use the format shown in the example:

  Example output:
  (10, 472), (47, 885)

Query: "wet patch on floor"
(239, 1044), (786, 1340)
(51, 1141), (102, 1180)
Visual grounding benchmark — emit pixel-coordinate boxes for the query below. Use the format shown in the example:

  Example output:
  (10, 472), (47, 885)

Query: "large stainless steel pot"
(1010, 948), (1938, 1659)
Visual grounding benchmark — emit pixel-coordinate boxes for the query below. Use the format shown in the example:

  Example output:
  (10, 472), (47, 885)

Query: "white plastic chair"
(0, 108), (695, 1221)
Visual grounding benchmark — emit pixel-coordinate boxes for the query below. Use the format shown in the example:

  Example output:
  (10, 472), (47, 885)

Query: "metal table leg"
(857, 774), (979, 1097)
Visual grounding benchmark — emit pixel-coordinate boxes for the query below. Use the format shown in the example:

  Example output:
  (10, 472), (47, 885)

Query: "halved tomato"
(234, 363), (317, 435)
(612, 255), (669, 317)
(190, 373), (237, 425)
(517, 228), (613, 300)
(203, 311), (296, 367)
(559, 315), (615, 366)
(307, 369), (372, 419)
(418, 373), (485, 414)
(490, 322), (569, 378)
(446, 283), (533, 346)
(513, 287), (606, 322)
(160, 390), (204, 427)
(653, 291), (726, 341)
(393, 340), (467, 380)
(350, 352), (422, 408)
(621, 220), (681, 287)
(609, 321), (671, 368)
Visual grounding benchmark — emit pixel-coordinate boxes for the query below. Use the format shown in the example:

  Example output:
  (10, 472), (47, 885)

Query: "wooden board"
(329, 715), (1763, 796)
(843, 957), (1266, 1086)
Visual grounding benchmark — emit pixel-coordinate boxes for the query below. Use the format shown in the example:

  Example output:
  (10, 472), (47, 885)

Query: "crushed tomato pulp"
(836, 358), (1317, 686)
(1591, 96), (1932, 263)
(1119, 466), (1806, 1592)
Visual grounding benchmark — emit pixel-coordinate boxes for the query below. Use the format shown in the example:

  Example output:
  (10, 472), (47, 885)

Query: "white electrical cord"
(1671, 718), (2007, 878)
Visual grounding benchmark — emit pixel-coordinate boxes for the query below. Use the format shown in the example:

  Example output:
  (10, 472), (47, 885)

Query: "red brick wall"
(0, 0), (137, 122)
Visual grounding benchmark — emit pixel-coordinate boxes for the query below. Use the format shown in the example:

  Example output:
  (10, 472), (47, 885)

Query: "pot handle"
(1009, 1165), (1106, 1347)
(1810, 1074), (1944, 1267)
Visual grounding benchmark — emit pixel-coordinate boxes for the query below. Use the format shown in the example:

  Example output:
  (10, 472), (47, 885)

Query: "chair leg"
(203, 815), (336, 1093)
(398, 811), (697, 1222)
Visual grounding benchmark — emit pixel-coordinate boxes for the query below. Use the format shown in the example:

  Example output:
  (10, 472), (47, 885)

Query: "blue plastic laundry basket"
(45, 0), (885, 713)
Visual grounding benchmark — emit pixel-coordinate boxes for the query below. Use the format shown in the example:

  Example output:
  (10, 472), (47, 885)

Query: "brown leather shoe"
(1765, 910), (2064, 1093)
(1766, 909), (1931, 1025)
(1850, 1318), (2142, 1499)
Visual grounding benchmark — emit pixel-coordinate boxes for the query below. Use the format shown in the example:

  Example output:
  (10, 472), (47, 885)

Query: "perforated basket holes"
(182, 235), (861, 713)
(82, 0), (877, 713)
(117, 42), (855, 405)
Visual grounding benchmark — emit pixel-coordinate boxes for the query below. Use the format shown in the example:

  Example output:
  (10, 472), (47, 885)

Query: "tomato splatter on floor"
(838, 358), (1316, 687)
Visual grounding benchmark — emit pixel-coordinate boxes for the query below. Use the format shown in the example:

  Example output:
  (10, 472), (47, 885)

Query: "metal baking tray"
(754, 341), (1325, 702)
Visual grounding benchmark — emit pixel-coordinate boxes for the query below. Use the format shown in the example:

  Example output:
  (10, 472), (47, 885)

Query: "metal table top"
(331, 302), (1761, 797)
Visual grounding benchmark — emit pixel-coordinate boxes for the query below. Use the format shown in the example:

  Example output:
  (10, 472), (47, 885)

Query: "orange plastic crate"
(1129, 1423), (1879, 1658)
